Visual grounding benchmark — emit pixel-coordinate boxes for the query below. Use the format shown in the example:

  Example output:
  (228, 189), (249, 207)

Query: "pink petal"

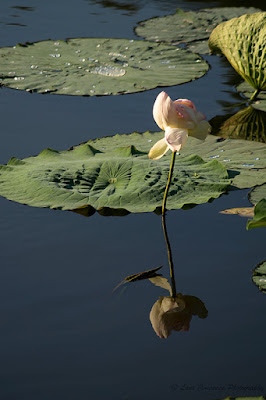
(153, 91), (167, 130)
(165, 127), (188, 152)
(174, 99), (196, 110)
(153, 91), (182, 130)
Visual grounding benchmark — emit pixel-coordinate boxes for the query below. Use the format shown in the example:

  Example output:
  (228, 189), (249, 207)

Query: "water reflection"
(87, 0), (266, 12)
(115, 211), (208, 338)
(10, 6), (35, 12)
(210, 106), (266, 143)
(150, 294), (208, 338)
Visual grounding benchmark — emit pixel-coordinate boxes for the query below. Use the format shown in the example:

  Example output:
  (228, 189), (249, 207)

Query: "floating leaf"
(252, 261), (266, 294)
(0, 38), (208, 96)
(179, 135), (266, 189)
(249, 184), (266, 205)
(209, 12), (266, 95)
(0, 133), (230, 214)
(237, 82), (266, 112)
(210, 107), (266, 143)
(246, 199), (266, 229)
(135, 7), (260, 54)
(220, 207), (254, 218)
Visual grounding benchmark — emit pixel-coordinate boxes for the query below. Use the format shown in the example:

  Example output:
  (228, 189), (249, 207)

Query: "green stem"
(161, 150), (177, 298)
(162, 151), (176, 216)
(249, 88), (260, 102)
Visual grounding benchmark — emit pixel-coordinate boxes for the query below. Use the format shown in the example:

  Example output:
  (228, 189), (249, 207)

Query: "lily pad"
(252, 261), (266, 293)
(210, 106), (266, 143)
(135, 7), (260, 54)
(179, 135), (266, 189)
(209, 12), (266, 94)
(246, 199), (266, 229)
(249, 184), (266, 205)
(0, 38), (208, 96)
(0, 132), (230, 214)
(237, 82), (266, 112)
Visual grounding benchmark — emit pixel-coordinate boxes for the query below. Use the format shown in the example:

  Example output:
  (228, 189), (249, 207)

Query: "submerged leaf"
(0, 38), (208, 96)
(135, 7), (260, 54)
(0, 132), (231, 214)
(209, 12), (266, 93)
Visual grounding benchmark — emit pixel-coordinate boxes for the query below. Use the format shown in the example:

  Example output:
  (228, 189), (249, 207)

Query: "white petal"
(153, 91), (167, 130)
(165, 127), (188, 152)
(153, 91), (180, 130)
(148, 138), (169, 160)
(188, 120), (211, 140)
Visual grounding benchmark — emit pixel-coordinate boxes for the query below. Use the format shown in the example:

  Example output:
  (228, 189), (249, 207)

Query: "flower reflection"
(150, 293), (208, 339)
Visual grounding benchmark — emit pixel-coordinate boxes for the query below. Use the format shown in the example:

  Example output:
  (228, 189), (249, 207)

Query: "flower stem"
(249, 88), (260, 102)
(162, 151), (176, 216)
(161, 150), (177, 298)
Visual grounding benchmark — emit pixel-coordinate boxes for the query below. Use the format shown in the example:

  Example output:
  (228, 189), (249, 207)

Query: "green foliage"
(0, 132), (230, 214)
(209, 12), (266, 94)
(252, 261), (266, 293)
(180, 135), (266, 189)
(135, 7), (260, 54)
(249, 184), (266, 205)
(0, 38), (208, 96)
(247, 199), (266, 229)
(237, 82), (266, 111)
(210, 107), (266, 143)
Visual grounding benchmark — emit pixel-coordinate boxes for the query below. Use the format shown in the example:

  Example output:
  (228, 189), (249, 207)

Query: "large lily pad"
(210, 106), (266, 143)
(0, 38), (208, 96)
(0, 132), (230, 214)
(237, 82), (266, 112)
(249, 184), (266, 205)
(252, 261), (266, 293)
(209, 12), (266, 94)
(70, 133), (266, 190)
(179, 135), (266, 189)
(135, 7), (260, 54)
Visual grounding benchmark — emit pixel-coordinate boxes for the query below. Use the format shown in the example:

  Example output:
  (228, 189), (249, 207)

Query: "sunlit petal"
(174, 98), (196, 110)
(153, 91), (183, 130)
(165, 127), (188, 152)
(148, 138), (169, 160)
(153, 91), (167, 130)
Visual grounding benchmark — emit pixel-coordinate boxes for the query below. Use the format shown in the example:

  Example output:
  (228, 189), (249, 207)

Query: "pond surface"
(0, 1), (266, 399)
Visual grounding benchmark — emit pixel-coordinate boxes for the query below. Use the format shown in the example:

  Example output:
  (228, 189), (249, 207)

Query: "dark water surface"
(0, 1), (266, 399)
